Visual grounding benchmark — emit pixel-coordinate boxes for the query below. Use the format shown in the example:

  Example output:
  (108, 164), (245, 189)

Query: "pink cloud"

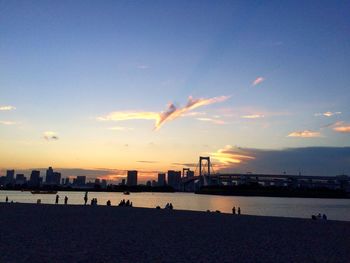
(252, 77), (265, 86)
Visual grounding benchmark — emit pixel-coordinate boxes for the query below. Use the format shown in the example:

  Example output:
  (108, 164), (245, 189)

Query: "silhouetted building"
(101, 179), (107, 189)
(74, 176), (86, 186)
(29, 170), (41, 187)
(167, 170), (181, 190)
(127, 170), (138, 186)
(158, 173), (166, 186)
(120, 179), (126, 186)
(15, 174), (27, 185)
(45, 167), (61, 185)
(64, 177), (70, 185)
(5, 170), (15, 186)
(146, 180), (151, 187)
(152, 180), (157, 187)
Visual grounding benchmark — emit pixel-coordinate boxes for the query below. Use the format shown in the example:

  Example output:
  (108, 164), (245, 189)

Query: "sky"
(1, 1), (350, 182)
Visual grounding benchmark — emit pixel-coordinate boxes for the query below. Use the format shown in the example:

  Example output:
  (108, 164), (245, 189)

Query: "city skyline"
(1, 1), (350, 179)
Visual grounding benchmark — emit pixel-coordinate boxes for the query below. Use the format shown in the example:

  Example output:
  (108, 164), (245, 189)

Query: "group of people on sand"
(311, 213), (327, 220)
(118, 199), (133, 207)
(232, 206), (241, 215)
(165, 203), (174, 209)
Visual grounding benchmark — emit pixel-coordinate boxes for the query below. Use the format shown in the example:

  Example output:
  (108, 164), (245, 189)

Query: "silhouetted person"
(130, 201), (133, 207)
(107, 200), (111, 206)
(126, 200), (130, 206)
(322, 214), (327, 220)
(55, 195), (59, 204)
(64, 196), (68, 205)
(317, 213), (322, 219)
(232, 206), (236, 215)
(5, 196), (8, 203)
(169, 203), (173, 210)
(84, 191), (88, 205)
(238, 207), (241, 215)
(156, 206), (160, 209)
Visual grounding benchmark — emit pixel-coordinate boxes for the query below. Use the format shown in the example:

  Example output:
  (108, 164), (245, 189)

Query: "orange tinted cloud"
(252, 77), (265, 86)
(211, 145), (255, 166)
(98, 95), (230, 130)
(287, 130), (321, 138)
(332, 122), (350, 133)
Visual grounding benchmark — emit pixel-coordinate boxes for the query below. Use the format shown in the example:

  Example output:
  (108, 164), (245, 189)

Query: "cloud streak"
(196, 117), (226, 125)
(211, 145), (255, 166)
(315, 111), (341, 117)
(241, 114), (265, 119)
(98, 95), (230, 130)
(43, 131), (59, 141)
(287, 130), (322, 138)
(332, 122), (350, 133)
(0, 105), (16, 111)
(252, 77), (265, 86)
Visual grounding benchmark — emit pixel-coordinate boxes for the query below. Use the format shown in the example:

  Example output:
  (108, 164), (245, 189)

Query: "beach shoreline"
(1, 203), (349, 262)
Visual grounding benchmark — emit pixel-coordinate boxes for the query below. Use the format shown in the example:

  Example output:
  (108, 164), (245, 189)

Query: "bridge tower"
(199, 156), (211, 177)
(182, 168), (190, 178)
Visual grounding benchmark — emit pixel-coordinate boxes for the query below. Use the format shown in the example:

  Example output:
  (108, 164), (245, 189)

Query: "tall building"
(167, 170), (181, 190)
(29, 170), (41, 187)
(5, 170), (15, 186)
(45, 167), (61, 185)
(127, 170), (138, 186)
(15, 174), (27, 185)
(101, 179), (107, 189)
(74, 176), (86, 186)
(158, 173), (166, 186)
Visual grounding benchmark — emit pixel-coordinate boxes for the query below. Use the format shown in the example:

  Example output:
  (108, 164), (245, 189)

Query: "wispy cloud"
(97, 112), (159, 122)
(241, 114), (265, 119)
(108, 126), (134, 131)
(252, 77), (265, 86)
(287, 130), (322, 138)
(98, 95), (230, 130)
(0, 121), (16, 125)
(136, 160), (158, 164)
(196, 117), (226, 125)
(332, 122), (350, 133)
(43, 131), (59, 141)
(211, 145), (255, 166)
(314, 111), (341, 117)
(0, 105), (16, 111)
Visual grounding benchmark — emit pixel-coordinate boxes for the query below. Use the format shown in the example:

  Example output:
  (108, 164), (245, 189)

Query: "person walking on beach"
(238, 207), (241, 215)
(5, 196), (8, 203)
(232, 206), (236, 215)
(55, 194), (59, 204)
(64, 196), (68, 205)
(84, 191), (88, 205)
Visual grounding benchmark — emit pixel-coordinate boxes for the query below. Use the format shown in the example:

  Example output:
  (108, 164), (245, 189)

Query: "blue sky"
(1, 1), (350, 179)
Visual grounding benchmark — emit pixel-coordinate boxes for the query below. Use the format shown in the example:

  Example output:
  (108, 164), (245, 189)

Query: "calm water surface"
(1, 190), (349, 221)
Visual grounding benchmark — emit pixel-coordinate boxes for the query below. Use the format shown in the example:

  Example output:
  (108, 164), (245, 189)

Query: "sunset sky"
(1, 1), (350, 181)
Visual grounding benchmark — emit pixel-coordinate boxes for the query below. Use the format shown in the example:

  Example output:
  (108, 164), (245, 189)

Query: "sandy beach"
(0, 203), (349, 263)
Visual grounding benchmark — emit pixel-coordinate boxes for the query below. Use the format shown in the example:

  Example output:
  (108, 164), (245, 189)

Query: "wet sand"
(0, 203), (349, 263)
